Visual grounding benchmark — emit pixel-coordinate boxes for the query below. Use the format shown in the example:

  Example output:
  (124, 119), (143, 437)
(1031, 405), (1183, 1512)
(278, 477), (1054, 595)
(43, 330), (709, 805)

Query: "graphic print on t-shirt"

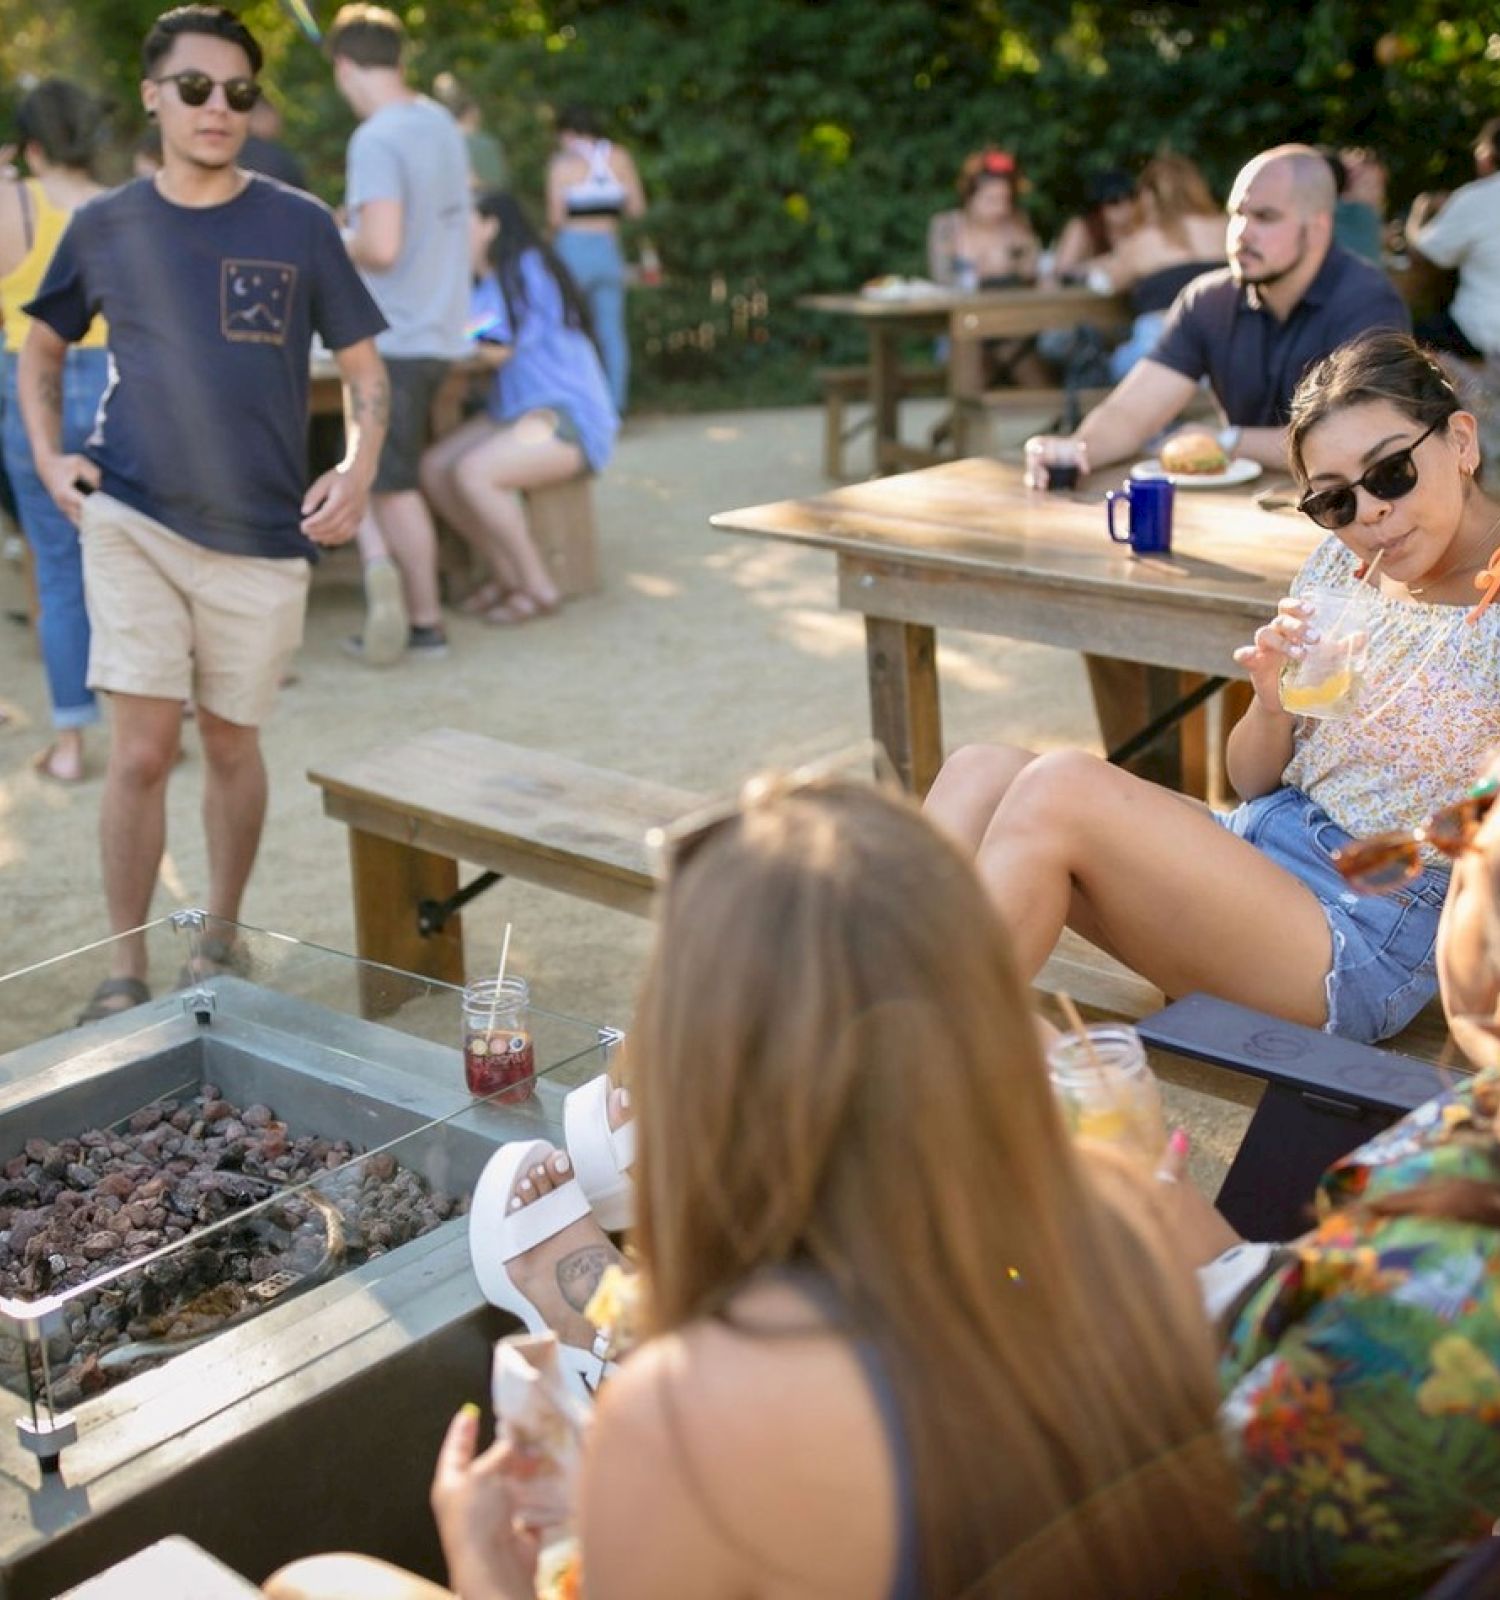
(221, 258), (297, 344)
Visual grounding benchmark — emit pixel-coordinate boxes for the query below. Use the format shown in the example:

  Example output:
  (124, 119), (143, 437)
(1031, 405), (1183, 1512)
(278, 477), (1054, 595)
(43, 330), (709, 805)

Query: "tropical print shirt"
(1220, 1064), (1500, 1592)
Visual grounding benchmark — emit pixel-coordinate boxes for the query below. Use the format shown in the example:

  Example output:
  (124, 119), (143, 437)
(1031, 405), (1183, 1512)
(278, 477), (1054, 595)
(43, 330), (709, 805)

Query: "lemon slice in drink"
(1076, 1106), (1131, 1141)
(1281, 665), (1354, 714)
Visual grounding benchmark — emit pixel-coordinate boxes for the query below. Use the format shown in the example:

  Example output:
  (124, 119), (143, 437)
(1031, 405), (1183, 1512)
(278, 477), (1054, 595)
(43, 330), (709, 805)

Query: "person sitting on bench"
(419, 191), (617, 626)
(925, 330), (1500, 1044)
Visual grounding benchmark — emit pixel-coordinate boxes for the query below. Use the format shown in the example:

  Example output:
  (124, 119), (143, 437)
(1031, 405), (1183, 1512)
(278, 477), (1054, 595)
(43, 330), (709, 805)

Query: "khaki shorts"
(81, 493), (310, 728)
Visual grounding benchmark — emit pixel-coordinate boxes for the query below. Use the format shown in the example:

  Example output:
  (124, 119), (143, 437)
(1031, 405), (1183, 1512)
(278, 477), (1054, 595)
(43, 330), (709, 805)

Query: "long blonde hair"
(1137, 152), (1219, 245)
(626, 781), (1244, 1597)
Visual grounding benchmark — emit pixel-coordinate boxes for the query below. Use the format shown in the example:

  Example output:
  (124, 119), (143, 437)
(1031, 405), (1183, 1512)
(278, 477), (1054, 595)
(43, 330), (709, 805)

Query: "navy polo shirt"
(26, 174), (386, 561)
(1149, 245), (1411, 428)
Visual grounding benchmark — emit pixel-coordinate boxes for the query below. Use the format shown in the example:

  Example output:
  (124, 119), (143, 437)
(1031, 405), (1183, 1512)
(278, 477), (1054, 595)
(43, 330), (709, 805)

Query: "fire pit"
(0, 913), (618, 1599)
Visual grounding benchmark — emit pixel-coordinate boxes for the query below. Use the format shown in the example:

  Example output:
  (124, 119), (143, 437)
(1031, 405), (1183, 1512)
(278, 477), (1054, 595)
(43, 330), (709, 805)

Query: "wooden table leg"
(1085, 656), (1186, 792)
(869, 327), (901, 475)
(866, 616), (943, 795)
(347, 827), (465, 1016)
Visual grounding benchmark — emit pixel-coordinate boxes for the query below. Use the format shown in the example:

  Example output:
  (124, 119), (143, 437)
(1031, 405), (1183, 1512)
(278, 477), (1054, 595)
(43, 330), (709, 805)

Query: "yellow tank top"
(1, 179), (107, 352)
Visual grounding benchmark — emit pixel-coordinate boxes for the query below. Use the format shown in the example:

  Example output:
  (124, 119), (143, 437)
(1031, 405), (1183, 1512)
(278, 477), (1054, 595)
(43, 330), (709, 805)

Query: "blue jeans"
(2, 347), (109, 729)
(1215, 786), (1447, 1044)
(554, 229), (629, 413)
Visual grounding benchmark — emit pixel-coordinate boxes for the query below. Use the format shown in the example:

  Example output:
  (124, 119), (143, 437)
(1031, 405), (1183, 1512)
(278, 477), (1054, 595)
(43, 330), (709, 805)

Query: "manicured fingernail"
(1290, 644), (1305, 658)
(1304, 628), (1320, 643)
(552, 1153), (570, 1174)
(460, 1401), (481, 1419)
(508, 1196), (522, 1211)
(520, 1178), (533, 1192)
(1170, 1128), (1190, 1156)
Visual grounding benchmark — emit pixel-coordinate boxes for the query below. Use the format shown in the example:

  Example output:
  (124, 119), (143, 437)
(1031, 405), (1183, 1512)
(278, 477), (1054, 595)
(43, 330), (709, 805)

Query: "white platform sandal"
(468, 1139), (616, 1400)
(563, 1075), (637, 1231)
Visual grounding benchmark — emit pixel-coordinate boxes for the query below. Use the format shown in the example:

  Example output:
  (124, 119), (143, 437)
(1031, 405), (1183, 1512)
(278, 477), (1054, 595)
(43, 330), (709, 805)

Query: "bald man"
(1033, 144), (1410, 475)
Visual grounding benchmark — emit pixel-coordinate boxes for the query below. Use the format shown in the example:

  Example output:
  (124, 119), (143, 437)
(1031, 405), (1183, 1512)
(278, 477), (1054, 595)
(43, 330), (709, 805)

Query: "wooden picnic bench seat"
(818, 362), (947, 479)
(308, 729), (702, 1003)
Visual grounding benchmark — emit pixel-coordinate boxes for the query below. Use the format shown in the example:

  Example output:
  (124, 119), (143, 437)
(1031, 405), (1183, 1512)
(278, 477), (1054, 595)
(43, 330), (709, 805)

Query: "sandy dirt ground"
(0, 402), (1248, 1180)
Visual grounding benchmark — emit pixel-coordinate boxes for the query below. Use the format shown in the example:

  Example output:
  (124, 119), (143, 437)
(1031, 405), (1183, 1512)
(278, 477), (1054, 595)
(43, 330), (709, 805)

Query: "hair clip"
(1468, 547), (1500, 624)
(981, 150), (1016, 175)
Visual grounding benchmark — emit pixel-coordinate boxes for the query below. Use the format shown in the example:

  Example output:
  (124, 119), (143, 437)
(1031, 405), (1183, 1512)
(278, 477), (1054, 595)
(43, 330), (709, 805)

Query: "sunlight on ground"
(935, 644), (1015, 696)
(779, 609), (864, 658)
(704, 426), (742, 443)
(624, 573), (683, 600)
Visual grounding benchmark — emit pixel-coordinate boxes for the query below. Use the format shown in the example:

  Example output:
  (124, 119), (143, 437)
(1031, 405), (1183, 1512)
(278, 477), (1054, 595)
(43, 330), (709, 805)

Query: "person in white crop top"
(546, 104), (646, 412)
(924, 330), (1500, 1045)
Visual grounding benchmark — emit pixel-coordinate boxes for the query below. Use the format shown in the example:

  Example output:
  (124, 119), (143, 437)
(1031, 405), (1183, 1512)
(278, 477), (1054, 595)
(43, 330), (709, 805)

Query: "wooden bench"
(308, 729), (702, 1008)
(525, 476), (602, 599)
(818, 363), (947, 479)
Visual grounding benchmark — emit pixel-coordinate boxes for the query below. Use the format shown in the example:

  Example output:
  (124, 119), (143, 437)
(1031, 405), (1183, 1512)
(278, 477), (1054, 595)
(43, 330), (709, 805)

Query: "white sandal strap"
(565, 1075), (635, 1207)
(502, 1177), (591, 1259)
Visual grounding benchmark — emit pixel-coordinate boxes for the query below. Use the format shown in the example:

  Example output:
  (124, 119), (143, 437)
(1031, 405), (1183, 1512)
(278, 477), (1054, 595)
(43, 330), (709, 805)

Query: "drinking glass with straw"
(1279, 549), (1384, 720)
(462, 923), (538, 1103)
(1045, 993), (1166, 1160)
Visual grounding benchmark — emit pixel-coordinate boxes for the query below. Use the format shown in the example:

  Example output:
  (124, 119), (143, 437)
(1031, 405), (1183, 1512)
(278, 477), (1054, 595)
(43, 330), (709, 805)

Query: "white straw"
(485, 922), (512, 1035)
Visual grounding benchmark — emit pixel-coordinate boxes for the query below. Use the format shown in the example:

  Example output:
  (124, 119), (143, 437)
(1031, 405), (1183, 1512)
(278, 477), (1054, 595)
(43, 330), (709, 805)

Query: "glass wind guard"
(0, 914), (619, 1454)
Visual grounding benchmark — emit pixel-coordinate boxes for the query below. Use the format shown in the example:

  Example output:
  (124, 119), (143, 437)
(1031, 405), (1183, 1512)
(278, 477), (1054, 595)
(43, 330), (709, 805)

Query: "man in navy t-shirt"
(17, 2), (388, 1023)
(1028, 145), (1410, 477)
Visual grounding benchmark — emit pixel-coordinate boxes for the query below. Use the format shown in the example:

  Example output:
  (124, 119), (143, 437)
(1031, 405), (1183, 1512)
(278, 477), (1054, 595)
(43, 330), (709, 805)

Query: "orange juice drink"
(1046, 1024), (1166, 1163)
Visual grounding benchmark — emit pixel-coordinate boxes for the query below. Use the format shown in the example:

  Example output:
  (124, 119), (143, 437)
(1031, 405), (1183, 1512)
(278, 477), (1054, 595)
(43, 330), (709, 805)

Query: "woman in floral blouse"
(1218, 760), (1500, 1591)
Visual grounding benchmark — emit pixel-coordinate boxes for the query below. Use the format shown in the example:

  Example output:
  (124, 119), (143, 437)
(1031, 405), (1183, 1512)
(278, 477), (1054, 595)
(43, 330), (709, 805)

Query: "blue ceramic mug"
(1105, 477), (1174, 554)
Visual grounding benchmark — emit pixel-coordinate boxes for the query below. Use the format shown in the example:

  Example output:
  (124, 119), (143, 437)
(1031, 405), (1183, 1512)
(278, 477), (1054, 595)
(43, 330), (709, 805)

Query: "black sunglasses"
(154, 70), (261, 113)
(1297, 416), (1448, 530)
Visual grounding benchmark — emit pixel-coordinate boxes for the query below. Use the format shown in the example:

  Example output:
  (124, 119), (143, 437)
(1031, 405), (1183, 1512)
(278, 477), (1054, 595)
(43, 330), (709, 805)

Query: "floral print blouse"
(1220, 1064), (1500, 1592)
(1281, 536), (1500, 868)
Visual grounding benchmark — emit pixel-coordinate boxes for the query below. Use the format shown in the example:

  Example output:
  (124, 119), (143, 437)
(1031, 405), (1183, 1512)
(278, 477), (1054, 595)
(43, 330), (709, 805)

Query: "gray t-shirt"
(346, 96), (470, 359)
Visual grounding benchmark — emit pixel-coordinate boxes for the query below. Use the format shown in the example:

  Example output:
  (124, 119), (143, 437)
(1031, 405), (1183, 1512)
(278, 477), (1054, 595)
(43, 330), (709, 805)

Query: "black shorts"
(372, 357), (452, 494)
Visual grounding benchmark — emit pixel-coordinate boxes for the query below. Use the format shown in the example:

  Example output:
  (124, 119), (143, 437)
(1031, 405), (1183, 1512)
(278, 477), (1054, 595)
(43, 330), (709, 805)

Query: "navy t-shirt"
(25, 174), (385, 559)
(1149, 245), (1411, 428)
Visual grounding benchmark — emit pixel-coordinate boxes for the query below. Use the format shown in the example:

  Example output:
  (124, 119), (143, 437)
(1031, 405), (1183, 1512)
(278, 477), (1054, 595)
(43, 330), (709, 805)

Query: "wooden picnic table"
(308, 350), (491, 426)
(711, 456), (1315, 795)
(798, 286), (1130, 473)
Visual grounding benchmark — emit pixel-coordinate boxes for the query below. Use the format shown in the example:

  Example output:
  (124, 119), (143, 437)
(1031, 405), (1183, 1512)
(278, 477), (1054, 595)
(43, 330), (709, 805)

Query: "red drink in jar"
(461, 975), (536, 1104)
(464, 1028), (536, 1104)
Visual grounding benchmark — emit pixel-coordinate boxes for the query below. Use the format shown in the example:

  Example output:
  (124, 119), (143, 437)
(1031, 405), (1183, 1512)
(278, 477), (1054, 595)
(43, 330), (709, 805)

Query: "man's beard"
(1231, 223), (1308, 289)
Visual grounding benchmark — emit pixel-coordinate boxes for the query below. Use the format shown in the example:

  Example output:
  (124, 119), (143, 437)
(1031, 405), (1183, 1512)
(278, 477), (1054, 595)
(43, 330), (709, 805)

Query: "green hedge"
(6, 1), (1498, 408)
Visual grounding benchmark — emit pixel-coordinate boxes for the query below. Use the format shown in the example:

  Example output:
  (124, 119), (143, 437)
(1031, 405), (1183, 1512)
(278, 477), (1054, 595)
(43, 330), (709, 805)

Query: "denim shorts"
(1214, 786), (1448, 1044)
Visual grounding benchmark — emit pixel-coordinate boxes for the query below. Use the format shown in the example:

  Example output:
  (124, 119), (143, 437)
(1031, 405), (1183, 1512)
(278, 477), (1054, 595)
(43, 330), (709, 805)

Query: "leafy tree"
(3, 1), (1496, 405)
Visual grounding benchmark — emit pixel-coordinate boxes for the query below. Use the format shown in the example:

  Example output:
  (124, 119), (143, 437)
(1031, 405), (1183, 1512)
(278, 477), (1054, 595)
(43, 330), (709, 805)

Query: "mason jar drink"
(462, 976), (536, 1104)
(1046, 1023), (1165, 1161)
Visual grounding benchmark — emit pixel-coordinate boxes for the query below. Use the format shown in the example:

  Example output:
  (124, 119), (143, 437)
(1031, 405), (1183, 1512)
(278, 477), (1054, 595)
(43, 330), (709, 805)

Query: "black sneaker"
(407, 624), (450, 659)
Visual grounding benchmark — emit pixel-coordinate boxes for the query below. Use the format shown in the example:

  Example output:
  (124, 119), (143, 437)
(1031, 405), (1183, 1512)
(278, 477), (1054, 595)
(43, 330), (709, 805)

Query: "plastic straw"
(485, 922), (512, 1036)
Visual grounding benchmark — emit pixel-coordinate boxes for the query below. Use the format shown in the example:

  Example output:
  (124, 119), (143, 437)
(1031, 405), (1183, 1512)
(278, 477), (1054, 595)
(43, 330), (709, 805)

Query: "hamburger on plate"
(1159, 430), (1229, 476)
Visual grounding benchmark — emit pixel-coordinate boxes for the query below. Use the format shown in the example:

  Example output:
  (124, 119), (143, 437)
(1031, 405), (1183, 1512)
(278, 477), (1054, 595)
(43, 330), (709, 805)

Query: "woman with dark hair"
(1078, 153), (1226, 377)
(419, 192), (616, 623)
(545, 104), (646, 414)
(0, 79), (108, 783)
(1050, 167), (1138, 283)
(926, 330), (1500, 1046)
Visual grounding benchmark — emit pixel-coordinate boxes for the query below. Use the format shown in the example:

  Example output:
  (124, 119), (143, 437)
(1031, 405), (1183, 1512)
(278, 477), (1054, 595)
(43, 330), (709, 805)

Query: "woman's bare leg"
(450, 412), (585, 608)
(923, 742), (1039, 854)
(974, 749), (1332, 1025)
(417, 416), (523, 596)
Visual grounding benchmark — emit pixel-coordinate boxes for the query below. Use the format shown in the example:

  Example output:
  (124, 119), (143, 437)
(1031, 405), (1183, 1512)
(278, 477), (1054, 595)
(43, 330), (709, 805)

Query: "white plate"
(859, 277), (946, 302)
(1130, 457), (1263, 489)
